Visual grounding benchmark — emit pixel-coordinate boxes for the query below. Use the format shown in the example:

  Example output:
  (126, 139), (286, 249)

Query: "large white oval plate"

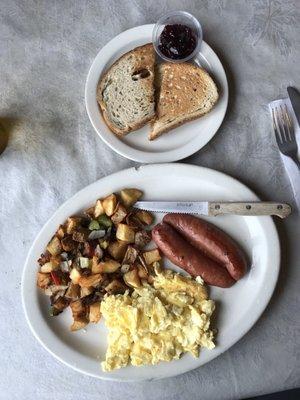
(22, 164), (279, 381)
(85, 25), (228, 163)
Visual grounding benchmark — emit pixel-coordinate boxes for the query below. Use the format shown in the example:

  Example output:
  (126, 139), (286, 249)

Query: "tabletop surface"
(0, 1), (299, 399)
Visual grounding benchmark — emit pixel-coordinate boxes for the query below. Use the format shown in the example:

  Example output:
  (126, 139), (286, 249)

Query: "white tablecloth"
(0, 1), (299, 399)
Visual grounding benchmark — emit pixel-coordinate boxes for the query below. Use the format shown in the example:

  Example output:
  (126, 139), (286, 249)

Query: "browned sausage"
(163, 214), (247, 281)
(152, 222), (235, 288)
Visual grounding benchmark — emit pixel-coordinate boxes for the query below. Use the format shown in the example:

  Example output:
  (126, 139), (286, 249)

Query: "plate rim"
(21, 163), (280, 381)
(85, 24), (229, 163)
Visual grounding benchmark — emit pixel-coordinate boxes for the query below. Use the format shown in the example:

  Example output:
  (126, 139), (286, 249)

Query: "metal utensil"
(271, 104), (300, 169)
(134, 201), (291, 218)
(287, 86), (300, 127)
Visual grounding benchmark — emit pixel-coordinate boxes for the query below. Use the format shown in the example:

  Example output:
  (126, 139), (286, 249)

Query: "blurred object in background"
(0, 118), (11, 155)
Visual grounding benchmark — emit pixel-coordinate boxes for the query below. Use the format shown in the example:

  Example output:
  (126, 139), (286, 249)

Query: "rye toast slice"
(97, 43), (155, 136)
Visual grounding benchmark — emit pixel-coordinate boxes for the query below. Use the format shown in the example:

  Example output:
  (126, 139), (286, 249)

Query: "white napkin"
(268, 98), (300, 210)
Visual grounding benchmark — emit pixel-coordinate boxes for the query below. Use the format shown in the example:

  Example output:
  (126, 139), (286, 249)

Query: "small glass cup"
(152, 11), (202, 63)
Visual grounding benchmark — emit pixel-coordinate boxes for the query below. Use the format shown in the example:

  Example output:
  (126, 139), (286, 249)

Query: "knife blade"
(134, 201), (292, 218)
(287, 86), (300, 127)
(135, 201), (209, 214)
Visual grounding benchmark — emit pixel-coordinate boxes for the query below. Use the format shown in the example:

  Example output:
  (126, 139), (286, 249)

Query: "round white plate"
(22, 164), (279, 381)
(85, 25), (228, 163)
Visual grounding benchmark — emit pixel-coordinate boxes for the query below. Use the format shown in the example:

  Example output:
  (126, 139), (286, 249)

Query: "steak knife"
(287, 86), (300, 127)
(134, 201), (291, 218)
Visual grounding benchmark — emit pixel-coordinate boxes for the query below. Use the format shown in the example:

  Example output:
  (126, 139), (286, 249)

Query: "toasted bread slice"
(97, 44), (155, 136)
(149, 63), (218, 140)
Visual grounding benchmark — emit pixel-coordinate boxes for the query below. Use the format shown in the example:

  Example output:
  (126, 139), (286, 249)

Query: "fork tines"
(272, 104), (294, 145)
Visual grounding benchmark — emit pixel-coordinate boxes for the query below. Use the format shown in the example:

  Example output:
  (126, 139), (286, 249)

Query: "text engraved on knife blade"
(176, 202), (194, 208)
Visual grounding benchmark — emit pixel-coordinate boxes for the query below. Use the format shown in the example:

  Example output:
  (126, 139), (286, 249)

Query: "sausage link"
(163, 214), (247, 281)
(152, 223), (235, 288)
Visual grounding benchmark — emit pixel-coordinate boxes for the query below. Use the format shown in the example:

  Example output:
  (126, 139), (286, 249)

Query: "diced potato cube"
(72, 229), (89, 243)
(143, 249), (161, 265)
(91, 263), (101, 275)
(80, 286), (93, 298)
(70, 299), (86, 318)
(37, 272), (51, 289)
(105, 279), (127, 294)
(61, 236), (76, 251)
(46, 236), (62, 256)
(94, 199), (105, 218)
(120, 188), (143, 207)
(78, 273), (103, 288)
(123, 269), (141, 288)
(89, 302), (101, 323)
(91, 256), (100, 274)
(70, 317), (88, 331)
(116, 224), (135, 243)
(111, 204), (127, 224)
(65, 283), (80, 299)
(107, 241), (128, 261)
(70, 268), (82, 284)
(50, 255), (61, 269)
(135, 210), (154, 225)
(65, 217), (82, 234)
(135, 230), (151, 249)
(53, 297), (69, 311)
(69, 300), (88, 331)
(97, 260), (120, 273)
(56, 225), (65, 239)
(40, 261), (56, 273)
(102, 194), (117, 216)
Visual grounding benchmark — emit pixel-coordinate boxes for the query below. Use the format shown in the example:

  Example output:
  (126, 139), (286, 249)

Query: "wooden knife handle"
(208, 202), (292, 218)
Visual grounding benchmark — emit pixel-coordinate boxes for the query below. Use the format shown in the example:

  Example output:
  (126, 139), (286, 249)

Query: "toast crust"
(149, 108), (215, 140)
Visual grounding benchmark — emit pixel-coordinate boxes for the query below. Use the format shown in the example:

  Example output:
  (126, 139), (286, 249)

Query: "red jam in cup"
(158, 24), (197, 60)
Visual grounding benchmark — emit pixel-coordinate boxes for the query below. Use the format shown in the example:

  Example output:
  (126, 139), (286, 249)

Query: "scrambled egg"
(100, 269), (215, 371)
